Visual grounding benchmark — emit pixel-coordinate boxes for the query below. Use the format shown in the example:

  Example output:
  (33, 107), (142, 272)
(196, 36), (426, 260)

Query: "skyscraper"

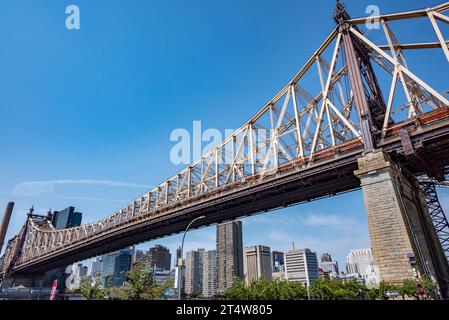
(202, 250), (217, 298)
(284, 248), (319, 286)
(319, 252), (339, 277)
(184, 249), (205, 296)
(272, 251), (285, 272)
(216, 221), (244, 293)
(244, 245), (272, 284)
(147, 245), (171, 270)
(346, 248), (378, 284)
(184, 249), (218, 298)
(51, 206), (82, 230)
(101, 247), (134, 287)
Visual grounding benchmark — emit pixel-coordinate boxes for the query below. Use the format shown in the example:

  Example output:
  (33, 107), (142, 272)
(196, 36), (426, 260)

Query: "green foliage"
(400, 279), (418, 300)
(80, 266), (438, 301)
(148, 279), (175, 300)
(80, 262), (175, 300)
(309, 279), (369, 300)
(105, 286), (132, 300)
(223, 277), (306, 300)
(420, 277), (436, 298)
(80, 277), (104, 300)
(126, 261), (153, 300)
(222, 277), (439, 301)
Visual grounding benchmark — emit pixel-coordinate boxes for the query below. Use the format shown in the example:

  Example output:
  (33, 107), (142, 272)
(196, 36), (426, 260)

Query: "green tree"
(149, 279), (175, 300)
(309, 279), (369, 300)
(80, 277), (105, 300)
(277, 280), (306, 300)
(223, 277), (248, 300)
(223, 278), (306, 300)
(126, 261), (152, 300)
(400, 279), (418, 300)
(105, 286), (131, 300)
(420, 277), (436, 299)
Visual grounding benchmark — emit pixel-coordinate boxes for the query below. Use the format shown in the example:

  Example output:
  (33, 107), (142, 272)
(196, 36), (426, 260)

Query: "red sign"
(50, 280), (58, 300)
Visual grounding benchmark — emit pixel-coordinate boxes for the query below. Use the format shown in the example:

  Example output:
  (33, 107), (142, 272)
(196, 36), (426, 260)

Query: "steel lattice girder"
(419, 178), (449, 262)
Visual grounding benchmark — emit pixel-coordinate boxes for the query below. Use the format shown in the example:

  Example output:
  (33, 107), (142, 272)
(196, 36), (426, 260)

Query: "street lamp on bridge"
(177, 215), (206, 300)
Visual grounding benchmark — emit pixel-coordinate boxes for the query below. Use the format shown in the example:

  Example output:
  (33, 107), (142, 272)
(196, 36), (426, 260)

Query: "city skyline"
(72, 236), (377, 296)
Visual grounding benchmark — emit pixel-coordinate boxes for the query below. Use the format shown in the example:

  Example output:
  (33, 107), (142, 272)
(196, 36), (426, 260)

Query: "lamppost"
(177, 215), (206, 300)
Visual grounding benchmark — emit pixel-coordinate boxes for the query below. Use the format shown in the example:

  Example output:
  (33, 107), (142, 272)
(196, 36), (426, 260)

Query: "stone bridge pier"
(355, 149), (449, 298)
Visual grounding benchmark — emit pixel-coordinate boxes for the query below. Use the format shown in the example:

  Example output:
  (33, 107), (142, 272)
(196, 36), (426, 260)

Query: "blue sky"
(0, 0), (448, 268)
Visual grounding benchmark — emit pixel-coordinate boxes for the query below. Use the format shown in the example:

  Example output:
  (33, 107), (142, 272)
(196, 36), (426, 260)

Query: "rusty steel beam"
(335, 3), (376, 150)
(378, 41), (449, 51)
(348, 2), (449, 25)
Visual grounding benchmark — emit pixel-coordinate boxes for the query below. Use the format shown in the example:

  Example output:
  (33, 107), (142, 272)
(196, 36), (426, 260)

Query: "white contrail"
(13, 179), (150, 196)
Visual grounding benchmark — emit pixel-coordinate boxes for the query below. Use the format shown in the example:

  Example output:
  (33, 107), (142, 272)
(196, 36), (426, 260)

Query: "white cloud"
(13, 179), (149, 196)
(302, 213), (364, 233)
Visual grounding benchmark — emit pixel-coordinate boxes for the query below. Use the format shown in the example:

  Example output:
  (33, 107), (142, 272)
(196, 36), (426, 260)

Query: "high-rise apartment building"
(284, 248), (319, 286)
(244, 245), (272, 284)
(216, 221), (244, 293)
(147, 245), (171, 271)
(202, 250), (217, 298)
(184, 249), (205, 295)
(346, 248), (378, 284)
(184, 249), (217, 298)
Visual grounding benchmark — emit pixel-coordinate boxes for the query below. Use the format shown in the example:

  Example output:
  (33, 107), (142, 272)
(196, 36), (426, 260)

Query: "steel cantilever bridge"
(1, 2), (449, 285)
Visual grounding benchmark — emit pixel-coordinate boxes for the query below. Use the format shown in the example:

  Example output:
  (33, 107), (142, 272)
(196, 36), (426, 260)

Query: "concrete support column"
(355, 149), (449, 297)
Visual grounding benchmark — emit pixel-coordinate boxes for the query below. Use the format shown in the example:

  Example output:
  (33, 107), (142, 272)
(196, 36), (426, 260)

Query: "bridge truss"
(1, 1), (449, 276)
(419, 176), (449, 262)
